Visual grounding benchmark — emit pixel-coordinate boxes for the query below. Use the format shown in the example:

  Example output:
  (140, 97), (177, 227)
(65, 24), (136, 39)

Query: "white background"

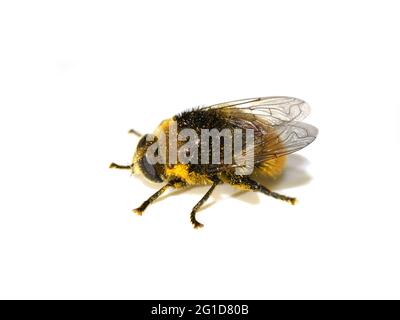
(1, 1), (399, 299)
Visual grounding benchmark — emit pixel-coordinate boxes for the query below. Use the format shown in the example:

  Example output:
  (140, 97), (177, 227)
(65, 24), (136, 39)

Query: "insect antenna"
(109, 163), (132, 170)
(128, 128), (143, 137)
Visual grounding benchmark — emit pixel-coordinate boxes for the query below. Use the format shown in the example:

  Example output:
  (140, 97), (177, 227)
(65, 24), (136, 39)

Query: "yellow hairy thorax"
(164, 164), (213, 185)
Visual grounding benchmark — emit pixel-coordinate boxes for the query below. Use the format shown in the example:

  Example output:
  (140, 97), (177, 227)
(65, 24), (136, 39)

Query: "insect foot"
(192, 221), (204, 229)
(132, 208), (144, 216)
(190, 213), (204, 229)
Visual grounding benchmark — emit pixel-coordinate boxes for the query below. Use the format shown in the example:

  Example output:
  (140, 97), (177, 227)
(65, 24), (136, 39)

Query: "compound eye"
(139, 155), (163, 183)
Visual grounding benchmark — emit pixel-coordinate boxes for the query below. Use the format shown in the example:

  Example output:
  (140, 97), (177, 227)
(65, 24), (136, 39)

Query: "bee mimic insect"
(110, 96), (318, 228)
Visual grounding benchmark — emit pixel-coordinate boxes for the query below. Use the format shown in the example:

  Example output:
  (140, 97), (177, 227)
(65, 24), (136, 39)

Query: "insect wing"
(208, 96), (311, 124)
(204, 96), (318, 168)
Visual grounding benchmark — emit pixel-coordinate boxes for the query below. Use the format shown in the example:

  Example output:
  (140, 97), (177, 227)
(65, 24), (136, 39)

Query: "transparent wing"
(251, 121), (318, 163)
(201, 97), (318, 173)
(207, 96), (311, 125)
(217, 121), (318, 175)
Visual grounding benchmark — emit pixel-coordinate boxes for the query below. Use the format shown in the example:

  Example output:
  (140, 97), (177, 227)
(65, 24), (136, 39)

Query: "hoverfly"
(110, 96), (318, 228)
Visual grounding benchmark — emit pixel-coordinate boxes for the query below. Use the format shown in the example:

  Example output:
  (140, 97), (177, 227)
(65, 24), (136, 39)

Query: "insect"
(110, 96), (318, 228)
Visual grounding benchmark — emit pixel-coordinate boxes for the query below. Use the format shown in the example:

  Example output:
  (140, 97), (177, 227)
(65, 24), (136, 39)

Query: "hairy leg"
(190, 182), (219, 229)
(133, 180), (186, 215)
(133, 183), (172, 215)
(229, 176), (296, 205)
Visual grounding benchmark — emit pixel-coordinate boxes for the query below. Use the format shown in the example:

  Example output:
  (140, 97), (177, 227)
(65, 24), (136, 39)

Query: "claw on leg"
(133, 207), (144, 216)
(193, 222), (204, 229)
(190, 211), (204, 229)
(132, 200), (150, 216)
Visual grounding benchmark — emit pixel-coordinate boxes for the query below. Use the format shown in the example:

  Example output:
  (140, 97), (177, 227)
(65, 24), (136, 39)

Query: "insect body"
(110, 97), (318, 228)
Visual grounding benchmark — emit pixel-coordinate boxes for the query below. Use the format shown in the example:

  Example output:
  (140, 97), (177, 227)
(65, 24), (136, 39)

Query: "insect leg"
(241, 177), (297, 205)
(109, 162), (132, 170)
(190, 182), (219, 229)
(133, 182), (173, 216)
